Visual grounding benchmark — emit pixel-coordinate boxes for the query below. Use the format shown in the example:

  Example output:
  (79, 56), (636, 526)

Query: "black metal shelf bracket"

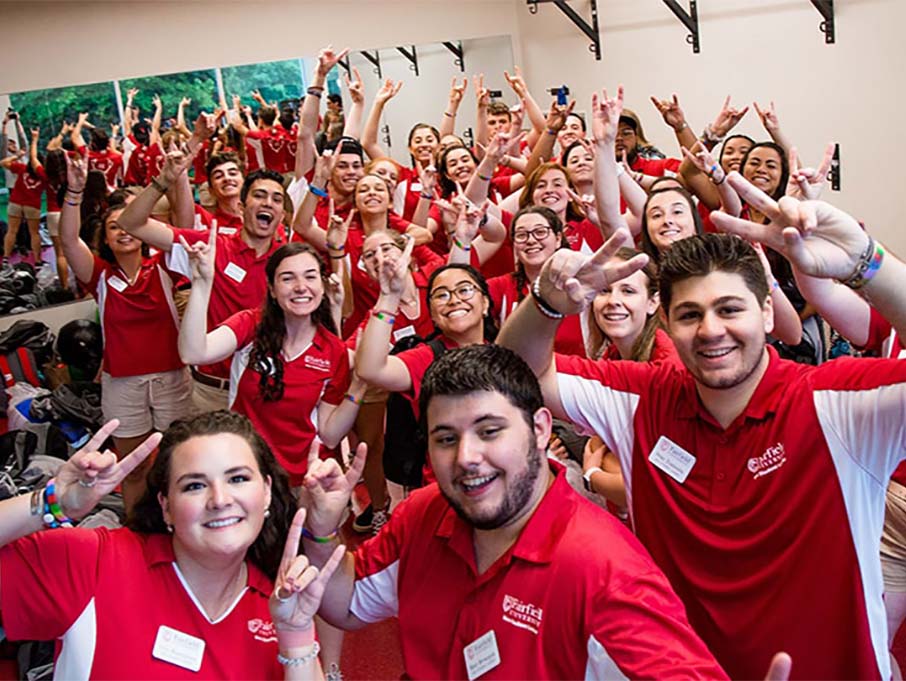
(810, 0), (835, 43)
(396, 45), (420, 76)
(830, 143), (841, 191)
(527, 0), (601, 61)
(442, 41), (465, 72)
(662, 0), (700, 53)
(337, 56), (351, 75)
(359, 50), (382, 79)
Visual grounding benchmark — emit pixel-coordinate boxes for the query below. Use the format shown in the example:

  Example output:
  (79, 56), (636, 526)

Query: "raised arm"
(753, 101), (792, 154)
(792, 270), (871, 346)
(291, 151), (338, 250)
(177, 228), (239, 365)
(114, 161), (187, 252)
(27, 128), (40, 170)
(751, 242), (802, 345)
(353, 237), (417, 392)
(504, 66), (545, 148)
(361, 78), (403, 161)
(59, 154), (97, 283)
(650, 93), (696, 153)
(591, 86), (632, 238)
(711, 173), (906, 340)
(71, 112), (90, 150)
(149, 94), (163, 146)
(682, 142), (742, 216)
(175, 97), (193, 138)
(342, 67), (365, 140)
(124, 88), (139, 136)
(439, 77), (467, 139)
(523, 99), (575, 179)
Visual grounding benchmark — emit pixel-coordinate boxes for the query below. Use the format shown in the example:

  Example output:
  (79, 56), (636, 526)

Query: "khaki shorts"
(45, 211), (60, 237)
(881, 480), (906, 592)
(8, 202), (40, 220)
(191, 377), (230, 414)
(101, 368), (193, 438)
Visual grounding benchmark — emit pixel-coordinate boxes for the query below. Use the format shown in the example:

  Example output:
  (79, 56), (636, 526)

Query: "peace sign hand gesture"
(270, 507), (346, 632)
(56, 420), (162, 520)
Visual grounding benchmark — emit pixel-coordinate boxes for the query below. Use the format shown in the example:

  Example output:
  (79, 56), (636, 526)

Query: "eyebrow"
(673, 295), (748, 310)
(175, 465), (255, 485)
(429, 413), (507, 435)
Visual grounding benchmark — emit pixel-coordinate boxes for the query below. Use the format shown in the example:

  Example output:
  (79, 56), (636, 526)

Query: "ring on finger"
(78, 478), (97, 488)
(275, 587), (293, 603)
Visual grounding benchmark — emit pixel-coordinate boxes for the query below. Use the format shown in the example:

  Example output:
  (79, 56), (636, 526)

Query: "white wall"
(514, 0), (906, 253)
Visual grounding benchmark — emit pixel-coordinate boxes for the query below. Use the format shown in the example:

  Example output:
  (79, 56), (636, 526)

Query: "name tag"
(107, 275), (128, 292)
(152, 625), (205, 672)
(218, 227), (237, 236)
(410, 182), (423, 192)
(463, 629), (500, 680)
(224, 262), (246, 283)
(648, 435), (696, 484)
(392, 325), (416, 342)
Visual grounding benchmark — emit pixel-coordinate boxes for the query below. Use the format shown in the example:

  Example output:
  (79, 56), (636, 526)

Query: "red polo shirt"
(630, 156), (681, 177)
(0, 528), (281, 679)
(7, 162), (45, 209)
(195, 205), (244, 234)
(488, 272), (586, 356)
(351, 463), (726, 679)
(564, 218), (604, 254)
(82, 254), (182, 377)
(223, 309), (350, 484)
(860, 308), (904, 360)
(555, 345), (906, 678)
(167, 227), (285, 379)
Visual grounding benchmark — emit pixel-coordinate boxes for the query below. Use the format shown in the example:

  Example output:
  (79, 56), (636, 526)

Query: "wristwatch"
(583, 466), (603, 492)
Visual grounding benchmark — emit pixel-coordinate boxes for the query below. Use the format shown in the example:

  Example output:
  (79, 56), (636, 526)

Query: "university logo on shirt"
(501, 594), (543, 635)
(247, 618), (278, 643)
(747, 442), (787, 480)
(303, 355), (331, 372)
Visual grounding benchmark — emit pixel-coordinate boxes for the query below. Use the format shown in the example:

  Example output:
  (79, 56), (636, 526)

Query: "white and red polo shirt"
(167, 228), (284, 379)
(222, 309), (350, 484)
(82, 254), (182, 377)
(555, 345), (906, 678)
(0, 528), (282, 679)
(350, 463), (727, 679)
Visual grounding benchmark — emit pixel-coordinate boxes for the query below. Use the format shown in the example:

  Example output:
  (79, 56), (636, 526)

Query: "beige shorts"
(191, 377), (230, 414)
(8, 202), (40, 220)
(881, 480), (906, 592)
(45, 211), (61, 237)
(101, 368), (193, 438)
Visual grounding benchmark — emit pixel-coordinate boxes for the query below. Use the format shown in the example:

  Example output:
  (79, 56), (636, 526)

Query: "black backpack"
(0, 320), (55, 367)
(382, 336), (447, 488)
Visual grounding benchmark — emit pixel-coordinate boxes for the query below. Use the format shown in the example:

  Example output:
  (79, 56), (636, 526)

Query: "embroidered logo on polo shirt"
(303, 355), (331, 372)
(747, 442), (787, 480)
(501, 594), (543, 635)
(247, 618), (278, 643)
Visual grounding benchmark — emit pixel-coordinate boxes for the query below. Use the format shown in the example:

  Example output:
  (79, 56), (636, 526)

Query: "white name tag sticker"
(393, 325), (416, 342)
(648, 435), (696, 484)
(464, 629), (501, 680)
(410, 182), (423, 192)
(218, 227), (238, 236)
(223, 262), (246, 283)
(107, 275), (128, 292)
(152, 625), (205, 672)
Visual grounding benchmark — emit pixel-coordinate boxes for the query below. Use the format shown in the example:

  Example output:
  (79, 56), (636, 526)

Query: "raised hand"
(56, 420), (162, 520)
(65, 153), (88, 192)
(763, 652), (792, 681)
(344, 67), (365, 106)
(503, 66), (529, 100)
(485, 129), (525, 163)
(447, 77), (468, 108)
(417, 163), (437, 198)
(650, 93), (687, 131)
(312, 148), (340, 188)
(178, 221), (218, 283)
(473, 73), (489, 109)
(109, 123), (120, 137)
(709, 95), (749, 139)
(681, 141), (724, 183)
(544, 98), (577, 135)
(159, 140), (196, 185)
(452, 199), (489, 245)
(30, 128), (39, 142)
(302, 442), (367, 535)
(376, 234), (415, 296)
(753, 100), (780, 133)
(591, 86), (624, 145)
(374, 78), (403, 105)
(710, 173), (871, 281)
(191, 112), (217, 142)
(180, 97), (192, 108)
(786, 143), (834, 201)
(270, 507), (345, 631)
(317, 45), (350, 79)
(126, 88), (139, 101)
(326, 200), (356, 252)
(538, 230), (648, 315)
(566, 187), (599, 225)
(152, 94), (162, 111)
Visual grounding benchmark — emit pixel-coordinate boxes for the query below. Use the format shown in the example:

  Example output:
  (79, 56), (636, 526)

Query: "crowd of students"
(0, 42), (903, 679)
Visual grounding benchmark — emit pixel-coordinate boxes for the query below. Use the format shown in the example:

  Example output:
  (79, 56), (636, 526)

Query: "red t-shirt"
(167, 228), (286, 378)
(395, 166), (424, 221)
(77, 145), (123, 190)
(82, 254), (183, 377)
(556, 346), (906, 678)
(350, 463), (726, 679)
(33, 164), (60, 212)
(488, 272), (586, 356)
(246, 128), (291, 173)
(564, 218), (604, 253)
(123, 137), (163, 186)
(0, 528), (281, 679)
(7, 162), (46, 209)
(631, 156), (682, 177)
(223, 309), (351, 484)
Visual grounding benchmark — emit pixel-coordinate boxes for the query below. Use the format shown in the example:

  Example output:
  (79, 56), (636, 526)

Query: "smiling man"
(116, 150), (287, 411)
(498, 197), (906, 678)
(301, 344), (727, 679)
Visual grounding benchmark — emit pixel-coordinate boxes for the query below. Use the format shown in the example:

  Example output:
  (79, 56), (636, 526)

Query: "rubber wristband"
(372, 309), (397, 325)
(546, 128), (558, 136)
(301, 527), (339, 543)
(326, 242), (345, 252)
(345, 393), (364, 405)
(420, 192), (434, 200)
(477, 172), (492, 182)
(452, 236), (471, 252)
(150, 177), (169, 194)
(309, 185), (328, 199)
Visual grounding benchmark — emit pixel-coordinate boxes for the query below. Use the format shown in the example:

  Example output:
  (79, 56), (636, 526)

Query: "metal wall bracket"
(442, 41), (465, 72)
(810, 0), (835, 43)
(396, 45), (419, 76)
(829, 143), (841, 191)
(662, 0), (700, 53)
(337, 56), (351, 75)
(359, 50), (382, 79)
(527, 0), (601, 61)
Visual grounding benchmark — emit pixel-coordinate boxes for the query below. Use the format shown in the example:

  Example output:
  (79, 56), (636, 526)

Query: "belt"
(191, 368), (230, 391)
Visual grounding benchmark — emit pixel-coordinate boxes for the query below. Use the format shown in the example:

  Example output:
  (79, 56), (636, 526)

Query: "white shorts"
(101, 368), (193, 437)
(8, 202), (40, 220)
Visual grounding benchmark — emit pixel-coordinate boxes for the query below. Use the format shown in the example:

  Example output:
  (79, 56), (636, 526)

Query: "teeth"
(603, 313), (628, 321)
(461, 474), (496, 489)
(700, 348), (733, 358)
(205, 518), (240, 528)
(447, 309), (468, 319)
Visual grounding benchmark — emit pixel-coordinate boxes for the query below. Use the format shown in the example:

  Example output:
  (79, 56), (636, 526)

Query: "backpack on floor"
(382, 336), (447, 488)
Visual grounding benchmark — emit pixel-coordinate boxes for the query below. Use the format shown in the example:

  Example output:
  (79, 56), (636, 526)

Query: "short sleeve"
(397, 343), (435, 405)
(219, 308), (259, 348)
(321, 342), (352, 406)
(0, 528), (103, 641)
(166, 227), (211, 276)
(858, 308), (893, 356)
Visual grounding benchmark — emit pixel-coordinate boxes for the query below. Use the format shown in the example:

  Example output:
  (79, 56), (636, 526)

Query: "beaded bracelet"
(372, 309), (396, 325)
(477, 172), (492, 182)
(43, 478), (73, 528)
(345, 392), (364, 405)
(531, 278), (565, 320)
(278, 641), (321, 667)
(452, 236), (471, 252)
(301, 527), (339, 544)
(150, 177), (169, 194)
(309, 185), (328, 199)
(842, 237), (884, 290)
